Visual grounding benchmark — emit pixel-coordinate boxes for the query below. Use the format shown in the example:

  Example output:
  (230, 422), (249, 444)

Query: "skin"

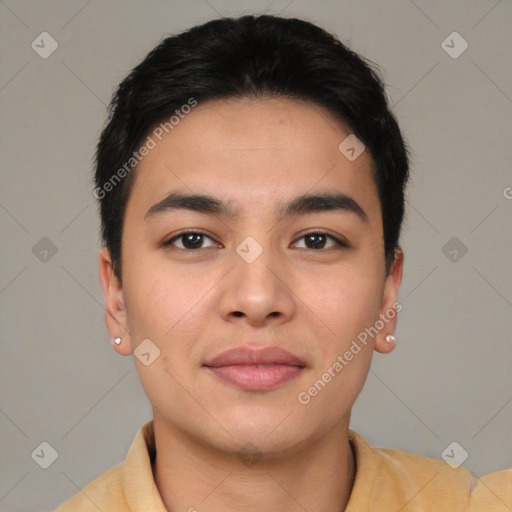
(99, 96), (403, 511)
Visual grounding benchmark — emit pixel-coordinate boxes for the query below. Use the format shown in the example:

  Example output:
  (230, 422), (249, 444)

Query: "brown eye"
(294, 232), (347, 250)
(164, 231), (218, 250)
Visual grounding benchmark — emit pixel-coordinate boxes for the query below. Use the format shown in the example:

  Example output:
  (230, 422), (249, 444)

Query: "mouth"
(203, 346), (306, 391)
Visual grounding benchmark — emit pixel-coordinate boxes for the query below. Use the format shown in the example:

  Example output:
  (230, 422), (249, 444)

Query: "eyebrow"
(144, 191), (368, 223)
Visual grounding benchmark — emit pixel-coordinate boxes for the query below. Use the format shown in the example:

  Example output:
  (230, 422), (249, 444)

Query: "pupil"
(307, 234), (325, 249)
(185, 233), (202, 249)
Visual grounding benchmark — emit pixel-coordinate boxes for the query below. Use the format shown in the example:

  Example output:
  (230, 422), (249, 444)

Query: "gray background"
(1, 0), (511, 510)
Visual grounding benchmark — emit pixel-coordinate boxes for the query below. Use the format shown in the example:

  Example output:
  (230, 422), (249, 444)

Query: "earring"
(385, 334), (396, 343)
(113, 337), (122, 345)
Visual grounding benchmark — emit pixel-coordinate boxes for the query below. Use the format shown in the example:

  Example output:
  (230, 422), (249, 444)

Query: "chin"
(214, 427), (308, 461)
(211, 410), (309, 452)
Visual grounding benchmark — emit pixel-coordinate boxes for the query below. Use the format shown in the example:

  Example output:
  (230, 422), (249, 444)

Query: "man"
(56, 14), (511, 511)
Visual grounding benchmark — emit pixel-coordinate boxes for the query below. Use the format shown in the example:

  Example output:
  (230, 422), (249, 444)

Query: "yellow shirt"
(55, 419), (511, 511)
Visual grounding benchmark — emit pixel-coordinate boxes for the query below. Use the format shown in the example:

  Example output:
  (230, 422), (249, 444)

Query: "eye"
(293, 232), (347, 250)
(163, 231), (220, 250)
(163, 230), (348, 251)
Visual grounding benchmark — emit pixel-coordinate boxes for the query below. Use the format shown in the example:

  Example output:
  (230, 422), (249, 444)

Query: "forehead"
(125, 97), (380, 224)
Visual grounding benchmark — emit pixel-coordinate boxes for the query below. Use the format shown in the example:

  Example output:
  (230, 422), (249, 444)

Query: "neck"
(152, 413), (356, 512)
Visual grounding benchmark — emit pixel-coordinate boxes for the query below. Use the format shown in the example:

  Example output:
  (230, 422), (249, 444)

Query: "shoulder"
(468, 468), (512, 511)
(373, 444), (474, 510)
(348, 430), (512, 511)
(54, 463), (126, 511)
(54, 419), (159, 511)
(379, 446), (511, 509)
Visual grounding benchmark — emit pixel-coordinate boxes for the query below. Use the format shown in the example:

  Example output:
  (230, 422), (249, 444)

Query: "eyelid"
(292, 230), (349, 248)
(163, 229), (220, 247)
(163, 229), (349, 250)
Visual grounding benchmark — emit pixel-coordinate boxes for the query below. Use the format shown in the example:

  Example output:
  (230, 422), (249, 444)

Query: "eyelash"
(163, 230), (348, 250)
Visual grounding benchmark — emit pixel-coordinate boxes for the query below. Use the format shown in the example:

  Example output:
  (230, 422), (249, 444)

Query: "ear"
(99, 246), (133, 356)
(374, 248), (404, 354)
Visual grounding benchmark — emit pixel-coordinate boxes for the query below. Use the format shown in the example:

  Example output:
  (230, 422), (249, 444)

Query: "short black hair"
(94, 14), (410, 283)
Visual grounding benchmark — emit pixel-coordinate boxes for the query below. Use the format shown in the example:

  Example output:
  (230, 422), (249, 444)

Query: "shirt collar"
(122, 419), (168, 511)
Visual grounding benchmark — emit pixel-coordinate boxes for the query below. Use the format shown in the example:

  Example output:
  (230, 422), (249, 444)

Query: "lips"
(203, 346), (306, 391)
(205, 346), (306, 367)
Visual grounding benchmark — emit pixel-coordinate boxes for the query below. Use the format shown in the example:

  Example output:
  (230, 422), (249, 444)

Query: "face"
(100, 96), (403, 456)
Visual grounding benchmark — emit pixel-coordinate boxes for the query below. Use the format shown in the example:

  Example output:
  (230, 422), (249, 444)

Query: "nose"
(217, 241), (296, 327)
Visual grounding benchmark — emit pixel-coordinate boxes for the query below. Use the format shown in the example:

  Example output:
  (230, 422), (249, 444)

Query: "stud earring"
(113, 337), (122, 345)
(385, 334), (396, 343)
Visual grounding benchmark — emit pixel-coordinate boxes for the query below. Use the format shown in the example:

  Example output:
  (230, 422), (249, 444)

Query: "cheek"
(305, 265), (383, 341)
(295, 274), (380, 428)
(123, 263), (190, 342)
(124, 261), (214, 364)
(124, 270), (207, 401)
